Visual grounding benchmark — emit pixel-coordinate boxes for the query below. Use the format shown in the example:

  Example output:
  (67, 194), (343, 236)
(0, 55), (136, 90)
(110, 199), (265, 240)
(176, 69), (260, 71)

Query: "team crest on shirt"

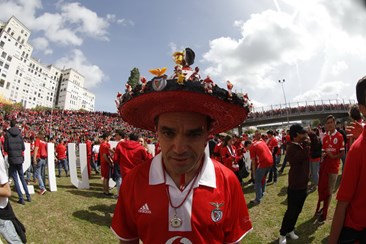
(333, 138), (338, 144)
(210, 202), (224, 222)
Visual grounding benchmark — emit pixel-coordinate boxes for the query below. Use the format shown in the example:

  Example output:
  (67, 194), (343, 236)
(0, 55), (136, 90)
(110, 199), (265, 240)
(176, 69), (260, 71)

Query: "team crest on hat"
(210, 202), (224, 222)
(152, 76), (167, 91)
(115, 48), (252, 134)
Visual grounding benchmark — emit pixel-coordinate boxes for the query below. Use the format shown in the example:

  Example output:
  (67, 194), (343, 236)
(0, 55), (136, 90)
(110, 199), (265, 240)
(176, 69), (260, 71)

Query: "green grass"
(243, 163), (336, 244)
(8, 174), (117, 244)
(7, 161), (336, 243)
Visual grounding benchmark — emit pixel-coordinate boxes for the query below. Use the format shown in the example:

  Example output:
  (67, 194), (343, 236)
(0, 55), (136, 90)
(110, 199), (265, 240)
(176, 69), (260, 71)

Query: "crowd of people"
(249, 102), (353, 120)
(0, 108), (155, 144)
(1, 48), (366, 243)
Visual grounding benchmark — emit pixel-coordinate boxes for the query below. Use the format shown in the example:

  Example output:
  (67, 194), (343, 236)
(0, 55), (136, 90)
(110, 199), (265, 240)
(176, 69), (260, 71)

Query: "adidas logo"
(138, 203), (151, 214)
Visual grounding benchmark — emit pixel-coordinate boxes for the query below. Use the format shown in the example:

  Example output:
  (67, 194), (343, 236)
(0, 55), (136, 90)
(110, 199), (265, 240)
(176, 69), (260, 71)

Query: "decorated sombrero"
(116, 48), (251, 134)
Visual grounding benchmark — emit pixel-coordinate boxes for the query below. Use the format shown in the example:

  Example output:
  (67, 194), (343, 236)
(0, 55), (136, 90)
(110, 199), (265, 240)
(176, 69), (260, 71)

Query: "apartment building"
(0, 16), (95, 111)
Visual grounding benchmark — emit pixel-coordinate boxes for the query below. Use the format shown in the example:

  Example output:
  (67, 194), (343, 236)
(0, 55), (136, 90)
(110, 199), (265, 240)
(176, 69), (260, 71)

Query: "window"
(7, 56), (12, 62)
(0, 41), (4, 47)
(6, 82), (10, 89)
(0, 61), (3, 66)
(1, 51), (6, 58)
(4, 64), (9, 69)
(0, 79), (4, 87)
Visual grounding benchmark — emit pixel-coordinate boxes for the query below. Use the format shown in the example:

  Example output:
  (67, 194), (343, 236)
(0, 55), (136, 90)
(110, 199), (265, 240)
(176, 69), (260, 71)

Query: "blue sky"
(1, 0), (366, 112)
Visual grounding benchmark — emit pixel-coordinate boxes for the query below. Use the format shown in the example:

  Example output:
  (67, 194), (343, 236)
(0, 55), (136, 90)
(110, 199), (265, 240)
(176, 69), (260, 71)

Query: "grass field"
(6, 161), (336, 244)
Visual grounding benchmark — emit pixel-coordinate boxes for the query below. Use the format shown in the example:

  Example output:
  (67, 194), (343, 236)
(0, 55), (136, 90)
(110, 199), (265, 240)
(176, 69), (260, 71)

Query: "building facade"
(0, 16), (95, 111)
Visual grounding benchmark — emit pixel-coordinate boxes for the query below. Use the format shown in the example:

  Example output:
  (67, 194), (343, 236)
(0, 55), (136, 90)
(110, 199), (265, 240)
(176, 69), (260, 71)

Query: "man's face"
(157, 112), (209, 176)
(294, 132), (307, 143)
(325, 118), (336, 132)
(254, 132), (261, 140)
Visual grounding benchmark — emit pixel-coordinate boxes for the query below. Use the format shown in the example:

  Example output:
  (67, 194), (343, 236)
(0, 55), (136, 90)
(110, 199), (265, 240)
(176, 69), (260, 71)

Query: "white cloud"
(31, 37), (53, 55)
(60, 2), (110, 40)
(54, 49), (106, 89)
(0, 0), (42, 24)
(202, 0), (366, 107)
(330, 61), (348, 76)
(293, 81), (350, 101)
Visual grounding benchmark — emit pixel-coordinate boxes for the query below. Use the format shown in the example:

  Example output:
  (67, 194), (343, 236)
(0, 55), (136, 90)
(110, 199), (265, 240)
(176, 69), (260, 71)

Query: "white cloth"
(0, 151), (9, 208)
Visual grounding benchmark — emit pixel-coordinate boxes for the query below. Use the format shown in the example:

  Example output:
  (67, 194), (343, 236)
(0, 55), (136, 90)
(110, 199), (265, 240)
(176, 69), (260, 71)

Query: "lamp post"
(278, 79), (289, 124)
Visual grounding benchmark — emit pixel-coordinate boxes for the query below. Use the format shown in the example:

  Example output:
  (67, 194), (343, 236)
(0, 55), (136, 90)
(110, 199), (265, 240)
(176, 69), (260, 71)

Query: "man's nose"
(172, 135), (188, 154)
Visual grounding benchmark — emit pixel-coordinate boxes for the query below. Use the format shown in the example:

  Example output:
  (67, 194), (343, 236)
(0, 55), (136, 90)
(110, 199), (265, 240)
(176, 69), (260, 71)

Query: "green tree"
(127, 67), (140, 89)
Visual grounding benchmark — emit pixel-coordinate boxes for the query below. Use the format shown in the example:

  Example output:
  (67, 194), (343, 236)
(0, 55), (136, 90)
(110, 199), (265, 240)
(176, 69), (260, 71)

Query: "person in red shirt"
(266, 130), (279, 183)
(55, 139), (68, 177)
(315, 115), (345, 224)
(249, 130), (273, 205)
(220, 135), (240, 178)
(99, 133), (113, 196)
(114, 132), (152, 180)
(279, 130), (291, 174)
(33, 132), (47, 195)
(85, 137), (93, 177)
(111, 49), (252, 243)
(329, 76), (366, 243)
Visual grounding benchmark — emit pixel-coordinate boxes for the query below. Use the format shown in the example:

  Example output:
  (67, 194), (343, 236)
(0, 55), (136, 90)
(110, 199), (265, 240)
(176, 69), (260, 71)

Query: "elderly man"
(111, 48), (252, 243)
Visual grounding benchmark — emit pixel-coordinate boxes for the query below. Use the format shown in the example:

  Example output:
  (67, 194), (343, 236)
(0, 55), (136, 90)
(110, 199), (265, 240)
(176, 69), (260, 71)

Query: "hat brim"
(120, 90), (248, 134)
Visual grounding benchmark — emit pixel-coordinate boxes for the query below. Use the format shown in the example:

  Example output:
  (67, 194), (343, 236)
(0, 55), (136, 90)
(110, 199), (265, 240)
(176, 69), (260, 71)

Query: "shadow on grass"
(73, 203), (116, 227)
(66, 189), (109, 198)
(277, 186), (287, 197)
(294, 215), (322, 243)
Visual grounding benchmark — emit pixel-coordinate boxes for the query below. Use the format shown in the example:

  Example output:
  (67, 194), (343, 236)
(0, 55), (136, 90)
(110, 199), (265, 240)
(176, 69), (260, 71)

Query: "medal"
(170, 210), (182, 228)
(163, 159), (204, 229)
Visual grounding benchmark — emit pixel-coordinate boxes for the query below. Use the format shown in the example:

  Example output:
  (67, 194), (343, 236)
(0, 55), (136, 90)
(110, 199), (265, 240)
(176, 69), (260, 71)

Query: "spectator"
(55, 139), (68, 177)
(33, 132), (48, 195)
(99, 133), (113, 196)
(0, 141), (27, 243)
(315, 115), (345, 224)
(278, 124), (309, 244)
(111, 50), (252, 242)
(249, 130), (273, 205)
(328, 76), (366, 243)
(4, 119), (31, 204)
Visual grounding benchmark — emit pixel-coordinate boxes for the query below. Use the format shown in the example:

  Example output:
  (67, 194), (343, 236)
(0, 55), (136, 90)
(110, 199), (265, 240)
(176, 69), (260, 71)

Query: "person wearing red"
(279, 130), (291, 174)
(249, 130), (273, 205)
(266, 130), (279, 183)
(111, 48), (252, 243)
(99, 133), (113, 196)
(114, 132), (152, 180)
(85, 137), (92, 177)
(220, 134), (241, 177)
(33, 132), (47, 195)
(329, 76), (366, 243)
(315, 115), (345, 224)
(55, 139), (68, 177)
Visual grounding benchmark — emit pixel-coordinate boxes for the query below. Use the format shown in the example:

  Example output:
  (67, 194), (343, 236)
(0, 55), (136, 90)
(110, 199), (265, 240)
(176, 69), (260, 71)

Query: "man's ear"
(359, 104), (366, 118)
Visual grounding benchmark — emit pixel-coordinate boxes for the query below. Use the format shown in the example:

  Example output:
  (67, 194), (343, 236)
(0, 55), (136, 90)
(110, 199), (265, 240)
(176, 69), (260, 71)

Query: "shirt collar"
(149, 153), (216, 189)
(328, 130), (337, 136)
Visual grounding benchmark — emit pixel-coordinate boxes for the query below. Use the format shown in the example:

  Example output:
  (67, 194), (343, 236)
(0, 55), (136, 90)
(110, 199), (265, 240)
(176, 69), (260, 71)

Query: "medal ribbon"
(163, 159), (203, 211)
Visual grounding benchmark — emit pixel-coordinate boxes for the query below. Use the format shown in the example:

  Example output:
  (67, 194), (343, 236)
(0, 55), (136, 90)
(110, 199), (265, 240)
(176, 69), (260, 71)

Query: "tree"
(127, 67), (140, 89)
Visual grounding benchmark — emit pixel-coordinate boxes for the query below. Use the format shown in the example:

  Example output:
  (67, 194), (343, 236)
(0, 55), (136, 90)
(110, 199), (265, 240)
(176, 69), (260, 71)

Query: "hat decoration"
(116, 48), (251, 134)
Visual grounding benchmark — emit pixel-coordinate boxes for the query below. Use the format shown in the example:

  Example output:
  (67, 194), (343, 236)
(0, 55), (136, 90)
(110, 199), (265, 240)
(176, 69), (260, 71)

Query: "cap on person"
(289, 123), (307, 139)
(116, 48), (251, 134)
